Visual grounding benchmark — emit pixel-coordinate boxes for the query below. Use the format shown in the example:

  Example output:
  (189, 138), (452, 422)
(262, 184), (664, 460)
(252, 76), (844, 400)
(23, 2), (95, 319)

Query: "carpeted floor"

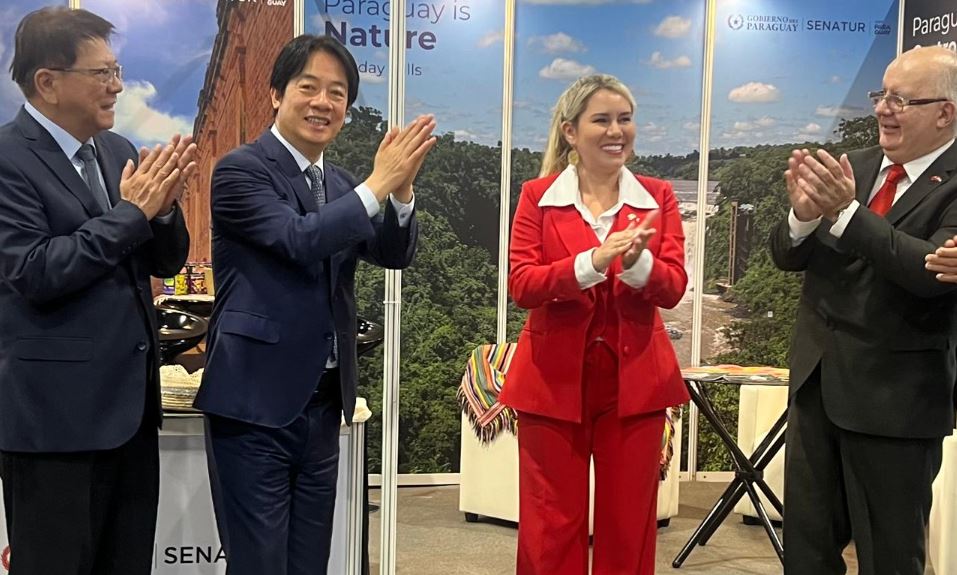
(365, 481), (935, 574)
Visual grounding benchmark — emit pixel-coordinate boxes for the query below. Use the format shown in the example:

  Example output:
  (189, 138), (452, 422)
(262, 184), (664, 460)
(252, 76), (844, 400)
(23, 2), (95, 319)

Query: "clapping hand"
(792, 149), (856, 221)
(157, 134), (198, 215)
(784, 149), (822, 222)
(925, 235), (957, 284)
(364, 115), (437, 203)
(592, 210), (659, 273)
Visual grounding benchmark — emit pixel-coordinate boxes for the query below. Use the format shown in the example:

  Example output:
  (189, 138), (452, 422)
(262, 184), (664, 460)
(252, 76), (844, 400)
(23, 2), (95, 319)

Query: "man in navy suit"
(0, 7), (196, 575)
(194, 34), (435, 574)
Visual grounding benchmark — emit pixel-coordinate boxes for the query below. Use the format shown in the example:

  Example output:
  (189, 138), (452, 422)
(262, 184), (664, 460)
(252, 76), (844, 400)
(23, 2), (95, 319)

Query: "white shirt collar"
(880, 137), (956, 182)
(538, 165), (659, 210)
(23, 101), (93, 161)
(271, 124), (324, 175)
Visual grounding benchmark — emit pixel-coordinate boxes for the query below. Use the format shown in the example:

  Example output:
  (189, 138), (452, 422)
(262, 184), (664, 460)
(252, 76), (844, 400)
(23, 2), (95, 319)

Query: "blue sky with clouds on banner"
(709, 0), (897, 149)
(0, 0), (68, 121)
(82, 0), (217, 148)
(0, 0), (216, 148)
(514, 0), (897, 156)
(306, 0), (506, 145)
(513, 0), (706, 156)
(1, 0), (897, 154)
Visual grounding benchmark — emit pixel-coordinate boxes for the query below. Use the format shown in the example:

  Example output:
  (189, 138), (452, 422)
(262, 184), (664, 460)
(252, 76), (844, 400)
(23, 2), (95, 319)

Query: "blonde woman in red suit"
(499, 74), (689, 575)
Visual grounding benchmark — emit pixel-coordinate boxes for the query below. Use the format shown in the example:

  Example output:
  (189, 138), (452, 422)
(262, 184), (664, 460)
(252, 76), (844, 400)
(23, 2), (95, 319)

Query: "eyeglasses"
(867, 90), (949, 113)
(48, 65), (123, 84)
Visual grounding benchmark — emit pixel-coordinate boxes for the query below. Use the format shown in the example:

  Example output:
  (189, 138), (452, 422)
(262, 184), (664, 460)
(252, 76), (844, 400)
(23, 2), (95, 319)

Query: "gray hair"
(899, 46), (957, 135)
(930, 47), (957, 109)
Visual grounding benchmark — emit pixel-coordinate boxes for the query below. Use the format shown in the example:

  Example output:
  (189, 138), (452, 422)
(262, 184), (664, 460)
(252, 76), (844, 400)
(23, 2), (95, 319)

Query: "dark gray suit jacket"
(770, 143), (957, 439)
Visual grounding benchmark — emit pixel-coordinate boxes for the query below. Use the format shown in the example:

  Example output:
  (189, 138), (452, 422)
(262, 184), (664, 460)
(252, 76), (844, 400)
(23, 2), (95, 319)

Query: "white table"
(0, 413), (366, 574)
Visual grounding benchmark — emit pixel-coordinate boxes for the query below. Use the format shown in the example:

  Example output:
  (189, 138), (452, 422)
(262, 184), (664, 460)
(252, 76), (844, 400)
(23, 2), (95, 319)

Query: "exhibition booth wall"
(1, 0), (956, 572)
(6, 0), (950, 476)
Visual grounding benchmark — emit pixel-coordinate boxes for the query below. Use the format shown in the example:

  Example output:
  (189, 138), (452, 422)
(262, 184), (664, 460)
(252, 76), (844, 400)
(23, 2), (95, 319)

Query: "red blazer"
(500, 170), (689, 422)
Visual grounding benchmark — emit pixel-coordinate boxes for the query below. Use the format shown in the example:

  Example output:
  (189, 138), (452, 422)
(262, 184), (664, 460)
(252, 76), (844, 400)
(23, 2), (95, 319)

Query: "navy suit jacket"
(195, 129), (417, 427)
(0, 107), (189, 452)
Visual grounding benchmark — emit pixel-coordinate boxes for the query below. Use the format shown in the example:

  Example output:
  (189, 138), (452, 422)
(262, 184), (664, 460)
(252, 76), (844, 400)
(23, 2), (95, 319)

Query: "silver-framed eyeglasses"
(867, 90), (949, 113)
(48, 65), (123, 84)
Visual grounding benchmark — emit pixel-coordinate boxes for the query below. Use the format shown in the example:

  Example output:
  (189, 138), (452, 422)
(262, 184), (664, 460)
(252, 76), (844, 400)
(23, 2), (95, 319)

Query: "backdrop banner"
(903, 0), (957, 51)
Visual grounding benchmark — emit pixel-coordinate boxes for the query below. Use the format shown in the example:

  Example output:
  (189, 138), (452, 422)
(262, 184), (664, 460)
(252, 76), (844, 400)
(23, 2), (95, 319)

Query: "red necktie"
(868, 164), (906, 216)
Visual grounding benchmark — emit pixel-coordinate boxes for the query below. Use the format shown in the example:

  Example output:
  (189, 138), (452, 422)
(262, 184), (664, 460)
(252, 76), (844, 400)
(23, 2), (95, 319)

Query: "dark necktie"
(75, 144), (111, 212)
(868, 164), (906, 217)
(305, 164), (336, 361)
(305, 165), (326, 207)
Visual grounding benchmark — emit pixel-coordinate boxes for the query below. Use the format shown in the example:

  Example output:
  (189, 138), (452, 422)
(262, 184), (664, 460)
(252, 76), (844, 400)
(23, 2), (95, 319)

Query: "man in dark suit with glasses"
(771, 45), (957, 575)
(0, 7), (196, 574)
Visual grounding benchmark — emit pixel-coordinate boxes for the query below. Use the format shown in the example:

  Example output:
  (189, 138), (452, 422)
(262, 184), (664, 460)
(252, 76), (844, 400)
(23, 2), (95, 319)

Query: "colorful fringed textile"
(457, 344), (681, 480)
(660, 406), (680, 480)
(457, 343), (518, 445)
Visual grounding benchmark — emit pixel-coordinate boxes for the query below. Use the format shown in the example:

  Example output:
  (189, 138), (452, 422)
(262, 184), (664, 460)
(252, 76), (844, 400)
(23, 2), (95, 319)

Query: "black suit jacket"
(0, 107), (189, 452)
(194, 129), (417, 428)
(770, 143), (957, 439)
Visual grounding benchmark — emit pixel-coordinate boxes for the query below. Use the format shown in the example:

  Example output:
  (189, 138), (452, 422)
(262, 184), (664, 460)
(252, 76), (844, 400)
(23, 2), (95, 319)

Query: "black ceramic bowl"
(155, 306), (209, 364)
(156, 295), (214, 319)
(356, 317), (384, 358)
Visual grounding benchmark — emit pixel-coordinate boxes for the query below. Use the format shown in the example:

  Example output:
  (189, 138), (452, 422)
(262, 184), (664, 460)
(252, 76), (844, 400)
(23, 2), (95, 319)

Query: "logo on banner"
(726, 14), (799, 32)
(726, 13), (870, 34)
(157, 545), (227, 566)
(225, 0), (288, 5)
(874, 21), (892, 35)
(805, 19), (866, 32)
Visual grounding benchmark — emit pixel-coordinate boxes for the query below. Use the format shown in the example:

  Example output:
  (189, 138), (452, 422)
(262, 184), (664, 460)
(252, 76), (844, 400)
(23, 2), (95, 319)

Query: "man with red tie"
(770, 45), (957, 574)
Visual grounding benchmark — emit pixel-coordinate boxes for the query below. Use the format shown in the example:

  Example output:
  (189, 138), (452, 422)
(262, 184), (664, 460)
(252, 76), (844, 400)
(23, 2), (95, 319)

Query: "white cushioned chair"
(734, 385), (956, 574)
(733, 384), (788, 523)
(929, 431), (957, 575)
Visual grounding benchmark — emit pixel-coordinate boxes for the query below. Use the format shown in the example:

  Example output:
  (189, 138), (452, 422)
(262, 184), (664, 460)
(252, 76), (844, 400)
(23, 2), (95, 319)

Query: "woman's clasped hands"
(590, 209), (659, 273)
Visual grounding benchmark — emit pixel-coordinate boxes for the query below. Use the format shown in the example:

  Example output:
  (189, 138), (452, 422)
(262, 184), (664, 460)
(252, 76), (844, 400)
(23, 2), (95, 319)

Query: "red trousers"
(516, 342), (665, 575)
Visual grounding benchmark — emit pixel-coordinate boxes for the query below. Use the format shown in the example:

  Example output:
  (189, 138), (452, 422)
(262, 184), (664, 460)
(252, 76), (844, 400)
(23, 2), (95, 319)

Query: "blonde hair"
(539, 74), (636, 177)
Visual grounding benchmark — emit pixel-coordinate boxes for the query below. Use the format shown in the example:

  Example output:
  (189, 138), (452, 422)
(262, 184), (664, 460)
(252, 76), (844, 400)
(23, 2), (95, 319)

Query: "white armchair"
(458, 343), (681, 529)
(929, 432), (957, 575)
(734, 385), (957, 573)
(733, 384), (787, 523)
(458, 410), (683, 529)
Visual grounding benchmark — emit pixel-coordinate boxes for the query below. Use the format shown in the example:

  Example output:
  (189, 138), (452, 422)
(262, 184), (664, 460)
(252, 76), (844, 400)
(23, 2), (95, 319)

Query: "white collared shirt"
(23, 102), (179, 221)
(24, 101), (107, 200)
(269, 124), (414, 226)
(789, 138), (956, 242)
(539, 165), (659, 289)
(270, 125), (416, 369)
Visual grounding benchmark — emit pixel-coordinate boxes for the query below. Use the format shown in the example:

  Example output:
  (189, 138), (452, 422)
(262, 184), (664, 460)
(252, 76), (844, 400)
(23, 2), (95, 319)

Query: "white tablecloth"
(0, 414), (365, 574)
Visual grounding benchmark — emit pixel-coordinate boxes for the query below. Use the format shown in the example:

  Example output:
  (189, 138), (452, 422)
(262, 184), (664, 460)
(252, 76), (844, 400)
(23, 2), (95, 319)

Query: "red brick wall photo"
(184, 0), (294, 261)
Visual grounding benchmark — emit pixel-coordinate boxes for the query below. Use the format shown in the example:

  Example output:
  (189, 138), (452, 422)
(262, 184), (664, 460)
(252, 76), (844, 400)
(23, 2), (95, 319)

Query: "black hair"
(270, 34), (360, 108)
(10, 7), (115, 98)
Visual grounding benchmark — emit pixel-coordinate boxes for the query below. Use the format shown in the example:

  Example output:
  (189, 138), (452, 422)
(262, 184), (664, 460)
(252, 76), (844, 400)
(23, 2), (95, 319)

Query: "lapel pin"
(930, 175), (943, 183)
(627, 213), (638, 221)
